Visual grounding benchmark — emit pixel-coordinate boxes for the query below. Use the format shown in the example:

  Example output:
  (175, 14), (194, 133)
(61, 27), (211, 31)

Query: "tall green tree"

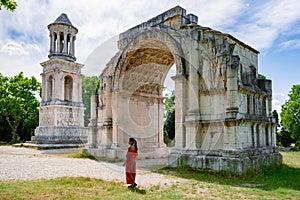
(0, 73), (40, 143)
(82, 76), (100, 126)
(281, 84), (300, 143)
(163, 88), (175, 146)
(277, 127), (294, 147)
(0, 0), (17, 11)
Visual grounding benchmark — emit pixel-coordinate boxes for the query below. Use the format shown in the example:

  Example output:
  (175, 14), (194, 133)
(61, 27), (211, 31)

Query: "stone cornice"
(40, 58), (84, 74)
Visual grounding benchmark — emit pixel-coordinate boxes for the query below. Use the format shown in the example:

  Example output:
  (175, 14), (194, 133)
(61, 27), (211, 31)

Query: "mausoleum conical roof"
(54, 13), (73, 25)
(47, 13), (78, 62)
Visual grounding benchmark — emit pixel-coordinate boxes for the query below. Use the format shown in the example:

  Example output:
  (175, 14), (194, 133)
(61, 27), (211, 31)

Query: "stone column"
(78, 74), (83, 102)
(63, 33), (68, 54)
(56, 32), (61, 53)
(72, 76), (77, 102)
(256, 124), (261, 147)
(89, 95), (97, 125)
(101, 76), (113, 147)
(184, 120), (199, 151)
(225, 55), (240, 119)
(71, 36), (75, 56)
(69, 35), (74, 56)
(157, 97), (165, 147)
(104, 76), (112, 119)
(49, 33), (53, 53)
(271, 124), (277, 147)
(185, 38), (200, 150)
(73, 37), (76, 56)
(111, 91), (119, 147)
(188, 39), (200, 114)
(171, 74), (186, 149)
(41, 75), (45, 102)
(52, 71), (57, 100)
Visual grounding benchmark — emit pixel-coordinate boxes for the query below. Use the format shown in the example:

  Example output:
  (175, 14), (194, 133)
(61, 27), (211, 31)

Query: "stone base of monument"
(168, 147), (282, 173)
(22, 142), (85, 150)
(24, 126), (88, 150)
(86, 146), (170, 161)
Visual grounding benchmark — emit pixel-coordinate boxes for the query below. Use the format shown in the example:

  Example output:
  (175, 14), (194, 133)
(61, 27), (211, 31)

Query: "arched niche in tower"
(47, 75), (53, 102)
(64, 75), (73, 101)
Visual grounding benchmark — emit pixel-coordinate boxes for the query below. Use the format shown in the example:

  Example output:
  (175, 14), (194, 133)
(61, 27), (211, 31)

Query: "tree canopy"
(0, 0), (17, 11)
(163, 88), (175, 146)
(82, 76), (100, 126)
(280, 84), (300, 143)
(0, 73), (40, 143)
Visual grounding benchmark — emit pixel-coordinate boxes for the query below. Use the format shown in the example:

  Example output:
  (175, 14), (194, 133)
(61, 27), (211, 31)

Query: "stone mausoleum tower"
(31, 13), (87, 148)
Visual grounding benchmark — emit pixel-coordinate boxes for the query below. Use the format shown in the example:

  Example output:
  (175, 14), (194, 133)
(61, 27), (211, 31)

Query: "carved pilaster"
(226, 55), (240, 119)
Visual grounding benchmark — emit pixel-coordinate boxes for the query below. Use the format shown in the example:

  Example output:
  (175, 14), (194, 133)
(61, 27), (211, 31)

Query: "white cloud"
(79, 0), (246, 74)
(278, 39), (300, 51)
(184, 0), (246, 29)
(0, 0), (299, 82)
(272, 92), (289, 116)
(232, 23), (278, 49)
(254, 0), (300, 28)
(227, 0), (300, 50)
(273, 92), (286, 98)
(272, 99), (283, 115)
(0, 41), (40, 56)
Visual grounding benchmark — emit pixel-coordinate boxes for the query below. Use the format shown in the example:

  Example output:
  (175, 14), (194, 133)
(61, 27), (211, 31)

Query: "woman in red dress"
(123, 137), (138, 188)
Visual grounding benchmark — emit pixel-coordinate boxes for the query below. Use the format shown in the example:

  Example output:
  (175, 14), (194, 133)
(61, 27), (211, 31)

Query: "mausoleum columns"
(56, 31), (61, 53)
(63, 33), (68, 54)
(50, 32), (55, 53)
(69, 35), (75, 56)
(48, 30), (76, 58)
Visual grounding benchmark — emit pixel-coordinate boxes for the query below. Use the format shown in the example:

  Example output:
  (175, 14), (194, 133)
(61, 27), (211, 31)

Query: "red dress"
(125, 149), (138, 184)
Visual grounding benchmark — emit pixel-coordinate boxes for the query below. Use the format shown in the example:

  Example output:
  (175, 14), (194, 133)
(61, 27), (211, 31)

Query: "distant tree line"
(1, 72), (299, 152)
(163, 88), (175, 146)
(82, 76), (99, 126)
(277, 84), (300, 150)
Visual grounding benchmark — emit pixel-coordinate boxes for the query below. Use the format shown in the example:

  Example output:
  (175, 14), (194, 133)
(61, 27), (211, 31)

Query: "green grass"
(67, 150), (97, 160)
(0, 151), (300, 200)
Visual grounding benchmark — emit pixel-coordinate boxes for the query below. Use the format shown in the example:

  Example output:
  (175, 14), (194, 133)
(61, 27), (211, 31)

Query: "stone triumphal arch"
(86, 6), (282, 172)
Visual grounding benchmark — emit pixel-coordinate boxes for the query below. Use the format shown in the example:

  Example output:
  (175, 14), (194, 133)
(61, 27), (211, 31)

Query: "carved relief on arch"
(113, 29), (185, 90)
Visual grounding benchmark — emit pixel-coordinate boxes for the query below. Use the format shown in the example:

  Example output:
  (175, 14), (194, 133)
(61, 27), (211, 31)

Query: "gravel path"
(0, 146), (184, 188)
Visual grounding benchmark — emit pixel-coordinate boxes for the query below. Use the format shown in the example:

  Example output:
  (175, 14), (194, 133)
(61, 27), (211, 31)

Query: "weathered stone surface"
(31, 13), (87, 146)
(85, 6), (281, 172)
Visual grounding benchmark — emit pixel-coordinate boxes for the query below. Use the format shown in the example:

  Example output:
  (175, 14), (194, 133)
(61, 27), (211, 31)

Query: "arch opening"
(115, 39), (177, 150)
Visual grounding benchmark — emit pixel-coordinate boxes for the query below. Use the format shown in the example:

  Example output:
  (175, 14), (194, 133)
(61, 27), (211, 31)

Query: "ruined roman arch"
(86, 6), (282, 172)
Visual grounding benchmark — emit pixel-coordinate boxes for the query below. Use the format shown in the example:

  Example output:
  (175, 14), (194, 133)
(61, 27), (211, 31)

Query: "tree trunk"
(6, 116), (20, 144)
(10, 128), (18, 144)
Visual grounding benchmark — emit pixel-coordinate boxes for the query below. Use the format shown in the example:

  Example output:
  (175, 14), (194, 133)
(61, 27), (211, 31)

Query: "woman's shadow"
(128, 187), (146, 194)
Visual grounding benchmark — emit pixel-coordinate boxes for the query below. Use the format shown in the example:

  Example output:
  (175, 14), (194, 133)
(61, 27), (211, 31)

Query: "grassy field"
(0, 151), (299, 200)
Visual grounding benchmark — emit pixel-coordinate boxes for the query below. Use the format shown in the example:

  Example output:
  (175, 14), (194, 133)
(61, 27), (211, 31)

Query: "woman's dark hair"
(129, 137), (138, 150)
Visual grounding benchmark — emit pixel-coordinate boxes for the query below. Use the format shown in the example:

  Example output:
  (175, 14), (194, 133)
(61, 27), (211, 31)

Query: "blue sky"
(0, 0), (299, 115)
